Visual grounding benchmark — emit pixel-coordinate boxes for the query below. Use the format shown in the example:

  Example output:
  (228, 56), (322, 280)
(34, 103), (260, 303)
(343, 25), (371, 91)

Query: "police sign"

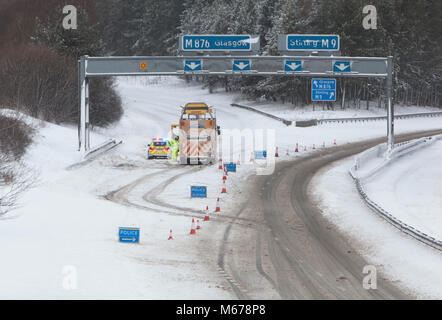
(119, 227), (140, 243)
(224, 162), (237, 172)
(254, 151), (267, 159)
(191, 185), (207, 198)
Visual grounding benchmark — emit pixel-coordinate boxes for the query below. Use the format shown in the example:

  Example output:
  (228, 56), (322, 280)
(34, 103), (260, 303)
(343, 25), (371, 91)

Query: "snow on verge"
(312, 154), (442, 299)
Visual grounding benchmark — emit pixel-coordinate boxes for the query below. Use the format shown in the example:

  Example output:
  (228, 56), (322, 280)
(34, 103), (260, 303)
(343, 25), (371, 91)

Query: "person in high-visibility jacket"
(170, 135), (179, 160)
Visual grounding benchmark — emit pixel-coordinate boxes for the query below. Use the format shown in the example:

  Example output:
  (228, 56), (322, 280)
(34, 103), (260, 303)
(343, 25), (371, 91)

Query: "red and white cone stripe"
(190, 218), (196, 234)
(204, 206), (210, 221)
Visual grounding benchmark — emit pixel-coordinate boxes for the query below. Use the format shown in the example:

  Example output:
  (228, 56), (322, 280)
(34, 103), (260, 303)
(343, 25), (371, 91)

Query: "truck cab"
(171, 102), (219, 165)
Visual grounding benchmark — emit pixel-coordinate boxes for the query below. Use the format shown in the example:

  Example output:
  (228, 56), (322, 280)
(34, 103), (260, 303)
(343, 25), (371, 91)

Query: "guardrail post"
(386, 56), (394, 153)
(79, 55), (90, 157)
(85, 77), (90, 151)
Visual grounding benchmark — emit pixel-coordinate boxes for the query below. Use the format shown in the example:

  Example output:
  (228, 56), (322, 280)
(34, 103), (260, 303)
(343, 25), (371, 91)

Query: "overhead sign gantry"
(78, 34), (394, 158)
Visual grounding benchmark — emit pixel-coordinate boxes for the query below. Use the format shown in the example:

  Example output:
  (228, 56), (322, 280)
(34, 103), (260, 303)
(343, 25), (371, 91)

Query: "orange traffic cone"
(218, 159), (223, 170)
(275, 147), (279, 157)
(250, 151), (254, 162)
(190, 218), (196, 235)
(221, 180), (227, 193)
(295, 143), (299, 153)
(223, 170), (227, 181)
(196, 219), (201, 229)
(168, 229), (173, 240)
(236, 154), (241, 165)
(204, 206), (210, 221)
(333, 139), (337, 146)
(215, 197), (221, 212)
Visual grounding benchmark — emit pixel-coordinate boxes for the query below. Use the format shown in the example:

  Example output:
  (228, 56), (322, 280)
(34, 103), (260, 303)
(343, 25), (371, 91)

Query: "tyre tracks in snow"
(219, 129), (442, 300)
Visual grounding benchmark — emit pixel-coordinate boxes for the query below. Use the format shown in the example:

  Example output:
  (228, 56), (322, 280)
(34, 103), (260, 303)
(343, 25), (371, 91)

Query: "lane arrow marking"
(335, 63), (350, 71)
(234, 62), (249, 70)
(286, 62), (301, 71)
(185, 62), (201, 70)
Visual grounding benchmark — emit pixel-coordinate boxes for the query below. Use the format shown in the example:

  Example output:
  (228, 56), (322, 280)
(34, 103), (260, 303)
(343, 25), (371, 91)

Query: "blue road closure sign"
(312, 79), (336, 102)
(184, 60), (202, 72)
(182, 35), (252, 51)
(284, 60), (303, 72)
(119, 227), (140, 243)
(224, 162), (237, 172)
(333, 61), (351, 72)
(191, 185), (207, 198)
(254, 151), (267, 159)
(233, 60), (251, 71)
(286, 34), (339, 51)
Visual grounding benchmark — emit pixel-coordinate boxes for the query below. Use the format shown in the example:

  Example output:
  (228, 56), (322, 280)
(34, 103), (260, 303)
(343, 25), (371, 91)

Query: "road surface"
(219, 129), (442, 299)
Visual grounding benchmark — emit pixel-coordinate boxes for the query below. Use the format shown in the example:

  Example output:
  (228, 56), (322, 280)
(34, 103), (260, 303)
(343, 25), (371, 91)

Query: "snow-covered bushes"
(0, 115), (33, 160)
(0, 115), (35, 215)
(0, 44), (122, 127)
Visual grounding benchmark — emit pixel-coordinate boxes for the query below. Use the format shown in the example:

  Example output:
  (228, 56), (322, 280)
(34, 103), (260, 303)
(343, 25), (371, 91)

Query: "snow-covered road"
(313, 137), (442, 299)
(1, 76), (441, 299)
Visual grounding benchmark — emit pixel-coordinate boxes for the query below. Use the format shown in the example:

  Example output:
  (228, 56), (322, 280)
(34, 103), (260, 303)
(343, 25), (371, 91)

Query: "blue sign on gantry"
(184, 60), (202, 72)
(182, 35), (252, 51)
(286, 35), (339, 51)
(311, 79), (336, 102)
(233, 60), (251, 71)
(284, 60), (303, 72)
(333, 61), (351, 72)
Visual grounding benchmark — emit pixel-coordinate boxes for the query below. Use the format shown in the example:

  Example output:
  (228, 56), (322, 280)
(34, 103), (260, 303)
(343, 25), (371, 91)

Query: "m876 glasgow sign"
(181, 35), (252, 51)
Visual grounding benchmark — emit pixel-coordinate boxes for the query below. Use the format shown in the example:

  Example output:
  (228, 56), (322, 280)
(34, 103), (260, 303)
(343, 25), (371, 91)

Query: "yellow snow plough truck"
(170, 102), (220, 165)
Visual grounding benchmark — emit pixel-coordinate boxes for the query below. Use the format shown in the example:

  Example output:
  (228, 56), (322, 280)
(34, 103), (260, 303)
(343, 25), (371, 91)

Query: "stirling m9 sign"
(286, 34), (339, 51)
(181, 35), (253, 52)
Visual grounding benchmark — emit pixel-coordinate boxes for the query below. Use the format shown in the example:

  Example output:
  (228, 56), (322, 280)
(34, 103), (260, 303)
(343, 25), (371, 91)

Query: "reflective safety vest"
(171, 139), (179, 150)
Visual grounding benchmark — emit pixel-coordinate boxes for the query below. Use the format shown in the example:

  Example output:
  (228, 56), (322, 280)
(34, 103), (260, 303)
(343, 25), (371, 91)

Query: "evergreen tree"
(33, 5), (104, 57)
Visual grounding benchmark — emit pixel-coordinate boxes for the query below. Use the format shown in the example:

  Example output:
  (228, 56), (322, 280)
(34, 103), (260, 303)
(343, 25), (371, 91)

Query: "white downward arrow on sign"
(335, 63), (350, 71)
(186, 62), (200, 70)
(234, 62), (249, 70)
(286, 62), (301, 70)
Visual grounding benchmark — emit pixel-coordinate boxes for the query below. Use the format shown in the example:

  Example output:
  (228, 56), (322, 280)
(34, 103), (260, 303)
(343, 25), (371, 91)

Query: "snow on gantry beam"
(83, 55), (389, 78)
